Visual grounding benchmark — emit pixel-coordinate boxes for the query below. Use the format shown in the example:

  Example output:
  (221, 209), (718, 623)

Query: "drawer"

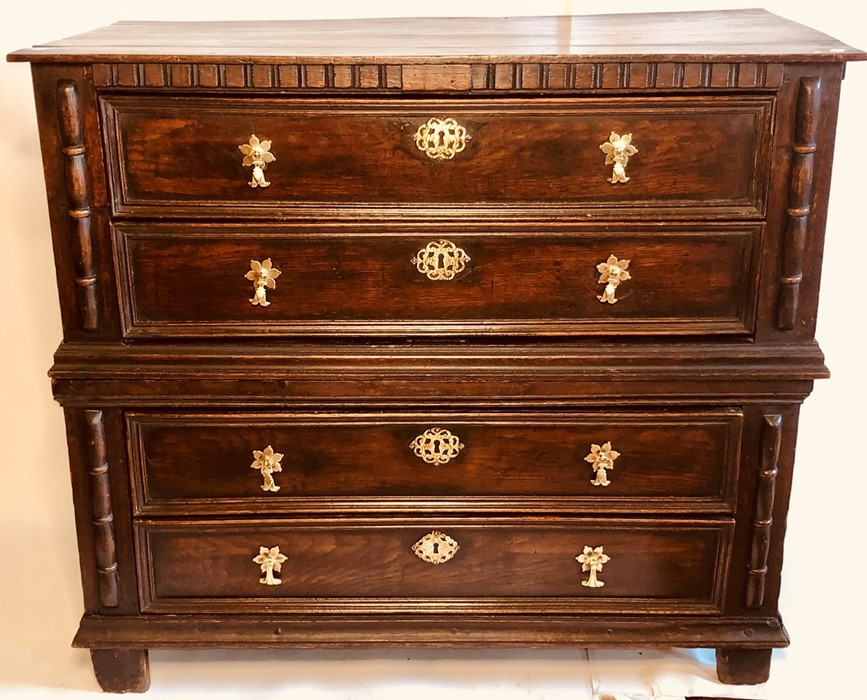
(136, 517), (733, 614)
(115, 223), (760, 338)
(128, 410), (741, 515)
(102, 95), (772, 219)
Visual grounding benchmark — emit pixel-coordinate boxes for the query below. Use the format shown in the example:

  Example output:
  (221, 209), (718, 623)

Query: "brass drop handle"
(599, 131), (637, 183)
(412, 116), (471, 161)
(239, 134), (276, 188)
(596, 255), (631, 304)
(409, 427), (465, 465)
(246, 258), (281, 306)
(576, 545), (610, 588)
(253, 545), (288, 585)
(412, 240), (471, 281)
(413, 530), (460, 564)
(585, 442), (620, 487)
(250, 445), (283, 492)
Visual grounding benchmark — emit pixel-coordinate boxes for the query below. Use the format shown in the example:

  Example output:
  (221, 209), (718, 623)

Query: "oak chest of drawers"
(8, 10), (865, 692)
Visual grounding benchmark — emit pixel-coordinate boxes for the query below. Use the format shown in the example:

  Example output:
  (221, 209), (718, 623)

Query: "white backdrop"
(1, 2), (864, 698)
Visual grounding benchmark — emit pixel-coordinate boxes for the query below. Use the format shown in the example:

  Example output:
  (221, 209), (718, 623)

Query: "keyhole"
(432, 543), (440, 554)
(437, 253), (444, 269)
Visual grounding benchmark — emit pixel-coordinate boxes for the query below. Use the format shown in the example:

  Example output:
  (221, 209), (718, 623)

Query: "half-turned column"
(746, 414), (782, 608)
(84, 410), (118, 607)
(57, 80), (98, 331)
(777, 77), (822, 330)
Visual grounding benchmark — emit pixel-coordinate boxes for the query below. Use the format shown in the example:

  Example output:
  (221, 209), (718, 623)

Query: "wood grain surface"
(102, 95), (770, 216)
(137, 517), (733, 613)
(115, 223), (760, 337)
(9, 9), (863, 691)
(127, 409), (741, 514)
(8, 10), (866, 62)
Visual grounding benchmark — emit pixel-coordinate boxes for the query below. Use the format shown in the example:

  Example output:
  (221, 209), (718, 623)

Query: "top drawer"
(101, 95), (773, 219)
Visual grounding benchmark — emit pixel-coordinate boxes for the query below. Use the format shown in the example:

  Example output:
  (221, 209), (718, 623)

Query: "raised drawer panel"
(128, 410), (742, 515)
(102, 95), (772, 218)
(136, 518), (733, 614)
(115, 224), (760, 338)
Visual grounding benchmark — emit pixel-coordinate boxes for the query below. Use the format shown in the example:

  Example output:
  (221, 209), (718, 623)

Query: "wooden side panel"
(29, 65), (120, 341)
(62, 408), (139, 615)
(755, 63), (844, 342)
(777, 77), (822, 330)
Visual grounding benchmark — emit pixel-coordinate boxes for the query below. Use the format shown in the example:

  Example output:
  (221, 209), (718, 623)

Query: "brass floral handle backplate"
(599, 131), (637, 184)
(250, 445), (283, 492)
(596, 255), (631, 304)
(239, 134), (276, 188)
(246, 258), (281, 306)
(253, 545), (288, 585)
(576, 545), (610, 588)
(585, 442), (620, 487)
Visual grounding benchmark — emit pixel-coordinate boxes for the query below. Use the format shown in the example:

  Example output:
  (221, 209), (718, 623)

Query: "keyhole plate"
(409, 427), (465, 465)
(411, 240), (470, 281)
(412, 530), (460, 565)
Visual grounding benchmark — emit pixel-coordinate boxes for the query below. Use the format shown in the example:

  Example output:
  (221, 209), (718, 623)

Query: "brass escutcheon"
(411, 240), (470, 281)
(409, 427), (465, 465)
(412, 116), (471, 161)
(412, 530), (460, 564)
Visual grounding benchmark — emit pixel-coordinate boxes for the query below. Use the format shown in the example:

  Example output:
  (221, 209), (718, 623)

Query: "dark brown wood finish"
(48, 342), (827, 409)
(136, 517), (732, 614)
(90, 650), (150, 694)
(115, 223), (760, 337)
(102, 95), (771, 219)
(127, 410), (741, 514)
(716, 648), (773, 685)
(9, 10), (863, 692)
(777, 77), (822, 330)
(29, 64), (120, 343)
(73, 613), (789, 649)
(57, 80), (99, 331)
(63, 408), (140, 619)
(84, 410), (119, 608)
(745, 414), (782, 609)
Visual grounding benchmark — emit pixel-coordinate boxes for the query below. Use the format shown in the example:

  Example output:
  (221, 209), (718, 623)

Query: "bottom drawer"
(137, 518), (732, 614)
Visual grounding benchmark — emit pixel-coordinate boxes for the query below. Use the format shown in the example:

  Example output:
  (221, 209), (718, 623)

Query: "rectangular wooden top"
(7, 9), (866, 64)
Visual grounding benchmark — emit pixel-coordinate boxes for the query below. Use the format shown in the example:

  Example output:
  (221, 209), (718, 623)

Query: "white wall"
(1, 1), (864, 697)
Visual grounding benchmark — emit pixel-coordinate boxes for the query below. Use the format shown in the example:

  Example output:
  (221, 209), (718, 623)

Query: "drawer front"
(115, 223), (760, 337)
(102, 95), (772, 218)
(128, 410), (741, 515)
(137, 518), (733, 614)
